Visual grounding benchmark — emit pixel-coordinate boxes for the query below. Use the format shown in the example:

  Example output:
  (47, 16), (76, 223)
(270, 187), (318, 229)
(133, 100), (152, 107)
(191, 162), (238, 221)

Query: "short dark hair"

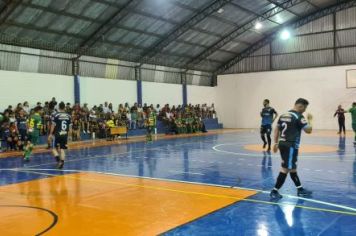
(353, 102), (356, 106)
(264, 99), (270, 103)
(59, 102), (65, 110)
(34, 106), (42, 112)
(295, 98), (309, 106)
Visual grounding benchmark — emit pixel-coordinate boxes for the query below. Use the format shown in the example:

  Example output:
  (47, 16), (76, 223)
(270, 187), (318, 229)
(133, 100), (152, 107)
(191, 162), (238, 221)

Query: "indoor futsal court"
(1, 0), (356, 235)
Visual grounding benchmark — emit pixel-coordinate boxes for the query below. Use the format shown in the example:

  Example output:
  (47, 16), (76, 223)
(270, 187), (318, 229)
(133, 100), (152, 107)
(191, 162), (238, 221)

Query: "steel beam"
(0, 0), (22, 24)
(136, 0), (232, 64)
(216, 0), (356, 74)
(185, 0), (303, 69)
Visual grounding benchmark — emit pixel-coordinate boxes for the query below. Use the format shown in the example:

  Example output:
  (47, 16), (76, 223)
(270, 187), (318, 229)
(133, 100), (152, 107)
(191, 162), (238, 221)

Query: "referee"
(270, 98), (313, 200)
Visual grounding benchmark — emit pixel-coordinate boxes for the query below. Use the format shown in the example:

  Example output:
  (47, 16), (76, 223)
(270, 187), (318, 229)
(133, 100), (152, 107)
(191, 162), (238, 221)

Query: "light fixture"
(280, 29), (291, 40)
(255, 22), (262, 30)
(217, 8), (224, 14)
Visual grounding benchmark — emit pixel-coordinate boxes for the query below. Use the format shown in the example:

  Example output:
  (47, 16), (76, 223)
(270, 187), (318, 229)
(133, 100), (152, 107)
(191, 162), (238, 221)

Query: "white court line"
(4, 168), (356, 214)
(169, 170), (204, 176)
(212, 143), (356, 159)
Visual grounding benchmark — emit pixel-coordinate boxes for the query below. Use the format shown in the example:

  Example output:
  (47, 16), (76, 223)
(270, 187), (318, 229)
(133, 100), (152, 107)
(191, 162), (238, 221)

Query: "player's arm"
(303, 114), (313, 134)
(272, 110), (278, 122)
(273, 125), (280, 153)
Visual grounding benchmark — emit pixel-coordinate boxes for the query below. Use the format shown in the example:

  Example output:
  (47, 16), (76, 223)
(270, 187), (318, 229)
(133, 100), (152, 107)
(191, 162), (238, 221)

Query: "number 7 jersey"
(52, 112), (72, 136)
(277, 110), (308, 148)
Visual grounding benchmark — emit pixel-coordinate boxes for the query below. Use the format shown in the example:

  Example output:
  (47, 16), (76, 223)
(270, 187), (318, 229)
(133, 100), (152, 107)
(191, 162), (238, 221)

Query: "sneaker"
(270, 190), (283, 200)
(297, 188), (312, 197)
(267, 146), (271, 152)
(57, 161), (64, 169)
(263, 143), (267, 149)
(23, 157), (30, 162)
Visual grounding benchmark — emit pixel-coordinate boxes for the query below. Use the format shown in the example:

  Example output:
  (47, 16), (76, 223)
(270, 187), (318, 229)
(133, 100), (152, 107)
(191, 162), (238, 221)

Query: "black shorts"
(19, 129), (28, 142)
(54, 135), (68, 149)
(279, 144), (299, 169)
(260, 124), (272, 135)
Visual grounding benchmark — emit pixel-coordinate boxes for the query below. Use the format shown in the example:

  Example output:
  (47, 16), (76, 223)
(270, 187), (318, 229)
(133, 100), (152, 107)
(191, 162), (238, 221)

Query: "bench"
(109, 126), (128, 139)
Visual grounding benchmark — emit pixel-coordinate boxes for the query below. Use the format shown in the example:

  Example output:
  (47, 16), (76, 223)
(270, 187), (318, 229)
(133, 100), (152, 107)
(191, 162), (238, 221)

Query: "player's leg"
(56, 136), (67, 169)
(23, 140), (33, 161)
(270, 145), (290, 200)
(338, 119), (342, 134)
(352, 123), (356, 144)
(260, 126), (267, 148)
(266, 125), (272, 151)
(52, 136), (60, 163)
(288, 148), (312, 197)
(341, 120), (346, 135)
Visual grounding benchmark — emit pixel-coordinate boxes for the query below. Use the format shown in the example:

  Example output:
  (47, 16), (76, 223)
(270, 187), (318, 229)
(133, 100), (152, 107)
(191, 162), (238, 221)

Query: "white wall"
(143, 81), (182, 106)
(79, 77), (137, 109)
(0, 70), (74, 110)
(217, 65), (356, 130)
(187, 85), (216, 106)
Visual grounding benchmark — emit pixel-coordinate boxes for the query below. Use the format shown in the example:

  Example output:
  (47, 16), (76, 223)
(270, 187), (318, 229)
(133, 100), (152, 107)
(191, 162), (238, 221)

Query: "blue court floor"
(1, 130), (356, 235)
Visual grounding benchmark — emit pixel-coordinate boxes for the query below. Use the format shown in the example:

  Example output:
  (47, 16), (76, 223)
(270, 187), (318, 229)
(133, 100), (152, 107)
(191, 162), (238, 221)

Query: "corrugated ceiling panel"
(295, 14), (333, 35)
(177, 30), (220, 47)
(207, 50), (235, 62)
(272, 32), (333, 54)
(195, 16), (235, 35)
(137, 0), (193, 22)
(336, 47), (356, 64)
(0, 51), (21, 71)
(336, 6), (356, 29)
(220, 40), (249, 53)
(272, 49), (333, 69)
(251, 44), (270, 56)
(225, 55), (270, 74)
(38, 56), (72, 75)
(336, 28), (356, 47)
(211, 3), (254, 25)
(79, 60), (106, 78)
(288, 1), (316, 16)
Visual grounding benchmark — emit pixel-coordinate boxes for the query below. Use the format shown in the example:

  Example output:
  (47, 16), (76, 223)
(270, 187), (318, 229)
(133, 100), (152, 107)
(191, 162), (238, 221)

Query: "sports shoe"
(57, 161), (64, 169)
(23, 157), (30, 162)
(297, 188), (312, 197)
(270, 190), (283, 200)
(263, 143), (267, 149)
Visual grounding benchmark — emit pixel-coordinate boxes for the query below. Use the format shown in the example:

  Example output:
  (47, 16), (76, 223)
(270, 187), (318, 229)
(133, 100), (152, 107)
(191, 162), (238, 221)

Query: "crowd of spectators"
(0, 97), (217, 151)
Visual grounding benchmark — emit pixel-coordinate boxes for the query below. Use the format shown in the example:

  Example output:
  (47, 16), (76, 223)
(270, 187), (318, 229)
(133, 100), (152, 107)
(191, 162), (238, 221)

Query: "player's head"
(338, 105), (342, 109)
(352, 102), (356, 107)
(263, 99), (270, 107)
(58, 102), (65, 111)
(294, 98), (309, 113)
(34, 106), (42, 113)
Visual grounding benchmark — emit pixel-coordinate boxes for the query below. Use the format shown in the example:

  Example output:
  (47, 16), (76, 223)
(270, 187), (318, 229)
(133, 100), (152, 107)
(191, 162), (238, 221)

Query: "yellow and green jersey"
(147, 113), (156, 127)
(28, 113), (42, 133)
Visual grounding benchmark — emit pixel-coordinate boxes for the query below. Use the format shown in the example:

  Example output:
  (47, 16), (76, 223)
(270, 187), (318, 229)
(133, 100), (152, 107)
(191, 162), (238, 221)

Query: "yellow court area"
(0, 172), (256, 236)
(244, 144), (338, 153)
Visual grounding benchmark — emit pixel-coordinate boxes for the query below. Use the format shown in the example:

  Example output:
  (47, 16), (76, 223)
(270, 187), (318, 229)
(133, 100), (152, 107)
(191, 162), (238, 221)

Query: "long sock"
(267, 135), (271, 148)
(261, 135), (267, 144)
(290, 172), (302, 189)
(274, 172), (287, 190)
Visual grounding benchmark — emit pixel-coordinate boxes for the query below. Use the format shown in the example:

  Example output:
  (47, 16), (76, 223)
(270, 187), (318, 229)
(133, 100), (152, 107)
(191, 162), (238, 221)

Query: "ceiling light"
(255, 22), (262, 30)
(280, 29), (291, 40)
(217, 8), (224, 14)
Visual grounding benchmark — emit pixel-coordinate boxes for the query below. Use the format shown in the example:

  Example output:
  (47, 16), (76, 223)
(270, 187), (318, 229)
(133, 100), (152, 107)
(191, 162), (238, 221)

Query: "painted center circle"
(244, 144), (338, 153)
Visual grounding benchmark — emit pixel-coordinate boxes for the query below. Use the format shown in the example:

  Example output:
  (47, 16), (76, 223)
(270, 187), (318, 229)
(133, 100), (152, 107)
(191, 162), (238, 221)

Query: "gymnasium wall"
(0, 70), (218, 111)
(142, 81), (182, 106)
(217, 65), (356, 130)
(79, 76), (137, 109)
(0, 70), (74, 111)
(187, 85), (217, 106)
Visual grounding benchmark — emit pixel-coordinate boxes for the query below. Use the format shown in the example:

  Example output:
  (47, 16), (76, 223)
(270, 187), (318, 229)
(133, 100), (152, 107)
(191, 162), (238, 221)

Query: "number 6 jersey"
(52, 112), (71, 136)
(277, 110), (308, 149)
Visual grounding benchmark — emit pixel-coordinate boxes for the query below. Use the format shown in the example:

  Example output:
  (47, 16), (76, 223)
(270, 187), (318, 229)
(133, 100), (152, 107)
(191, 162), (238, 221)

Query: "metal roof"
(0, 0), (342, 73)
